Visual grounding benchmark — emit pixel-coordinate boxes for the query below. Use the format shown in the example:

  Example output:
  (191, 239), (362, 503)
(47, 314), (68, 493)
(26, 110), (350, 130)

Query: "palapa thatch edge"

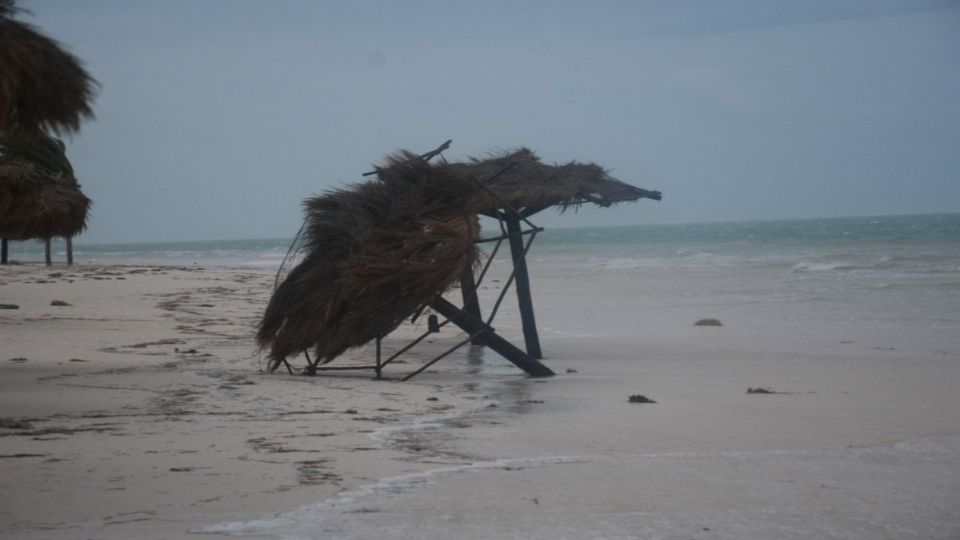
(0, 162), (90, 239)
(0, 133), (90, 241)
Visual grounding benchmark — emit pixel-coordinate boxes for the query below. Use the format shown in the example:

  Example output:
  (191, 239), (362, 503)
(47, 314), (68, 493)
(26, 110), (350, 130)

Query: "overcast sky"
(22, 0), (960, 243)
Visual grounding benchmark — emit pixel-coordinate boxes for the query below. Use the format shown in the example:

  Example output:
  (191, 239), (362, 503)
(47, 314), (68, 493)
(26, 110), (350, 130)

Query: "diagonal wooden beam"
(430, 296), (553, 377)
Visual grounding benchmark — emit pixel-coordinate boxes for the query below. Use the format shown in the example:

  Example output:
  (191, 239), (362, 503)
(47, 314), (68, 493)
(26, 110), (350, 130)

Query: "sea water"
(2, 236), (294, 267)
(526, 213), (960, 350)
(6, 212), (958, 280)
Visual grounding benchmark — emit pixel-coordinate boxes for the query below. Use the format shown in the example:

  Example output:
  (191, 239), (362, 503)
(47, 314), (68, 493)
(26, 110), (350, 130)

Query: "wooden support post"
(504, 217), (543, 359)
(44, 238), (52, 266)
(460, 264), (483, 345)
(430, 297), (553, 377)
(66, 236), (74, 265)
(1, 238), (7, 265)
(375, 336), (383, 379)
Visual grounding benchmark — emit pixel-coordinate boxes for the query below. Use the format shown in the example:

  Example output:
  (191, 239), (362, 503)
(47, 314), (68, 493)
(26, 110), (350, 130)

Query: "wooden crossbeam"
(430, 296), (553, 377)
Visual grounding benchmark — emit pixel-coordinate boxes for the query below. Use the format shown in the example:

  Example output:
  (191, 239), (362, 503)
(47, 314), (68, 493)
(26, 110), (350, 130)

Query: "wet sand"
(2, 260), (960, 539)
(206, 336), (960, 539)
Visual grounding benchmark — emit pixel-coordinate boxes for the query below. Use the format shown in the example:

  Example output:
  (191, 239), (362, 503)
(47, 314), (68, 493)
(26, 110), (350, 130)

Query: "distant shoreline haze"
(3, 213), (957, 270)
(4, 211), (957, 251)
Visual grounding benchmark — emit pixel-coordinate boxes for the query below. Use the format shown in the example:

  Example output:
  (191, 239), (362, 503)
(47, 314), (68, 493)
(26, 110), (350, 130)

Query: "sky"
(19, 0), (960, 243)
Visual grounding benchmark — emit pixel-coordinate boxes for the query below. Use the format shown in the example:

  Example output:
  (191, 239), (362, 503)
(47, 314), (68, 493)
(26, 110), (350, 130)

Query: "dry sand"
(2, 261), (960, 539)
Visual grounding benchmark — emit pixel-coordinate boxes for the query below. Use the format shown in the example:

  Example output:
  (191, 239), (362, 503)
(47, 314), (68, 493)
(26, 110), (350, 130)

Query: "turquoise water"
(3, 236), (294, 267)
(540, 213), (960, 247)
(534, 213), (960, 279)
(3, 213), (958, 271)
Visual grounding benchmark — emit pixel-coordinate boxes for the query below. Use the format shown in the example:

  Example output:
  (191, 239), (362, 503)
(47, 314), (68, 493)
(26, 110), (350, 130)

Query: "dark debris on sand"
(0, 418), (33, 430)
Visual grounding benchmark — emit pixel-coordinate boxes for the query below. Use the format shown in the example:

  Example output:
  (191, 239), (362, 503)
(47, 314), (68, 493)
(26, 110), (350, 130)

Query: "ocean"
(6, 212), (960, 275)
(526, 212), (960, 347)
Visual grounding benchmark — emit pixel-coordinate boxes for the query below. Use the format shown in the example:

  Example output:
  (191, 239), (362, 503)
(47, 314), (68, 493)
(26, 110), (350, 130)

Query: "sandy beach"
(2, 252), (960, 539)
(4, 0), (959, 537)
(0, 263), (493, 539)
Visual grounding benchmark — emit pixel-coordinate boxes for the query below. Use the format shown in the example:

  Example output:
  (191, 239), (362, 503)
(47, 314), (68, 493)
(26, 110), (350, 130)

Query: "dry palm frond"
(452, 148), (661, 214)
(0, 1), (18, 17)
(0, 1), (97, 134)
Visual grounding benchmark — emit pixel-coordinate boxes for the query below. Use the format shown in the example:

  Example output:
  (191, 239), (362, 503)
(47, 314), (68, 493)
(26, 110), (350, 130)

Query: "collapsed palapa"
(258, 148), (660, 371)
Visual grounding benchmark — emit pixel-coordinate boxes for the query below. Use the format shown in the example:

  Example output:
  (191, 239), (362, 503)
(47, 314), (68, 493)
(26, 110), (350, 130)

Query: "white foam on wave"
(367, 399), (491, 453)
(196, 434), (960, 540)
(595, 251), (788, 272)
(604, 257), (646, 270)
(790, 253), (960, 276)
(791, 260), (857, 273)
(790, 256), (905, 274)
(194, 455), (588, 538)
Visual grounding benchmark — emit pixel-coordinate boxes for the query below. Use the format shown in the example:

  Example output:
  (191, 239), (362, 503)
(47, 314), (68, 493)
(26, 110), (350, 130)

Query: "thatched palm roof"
(452, 148), (661, 214)
(258, 148), (660, 370)
(0, 0), (97, 134)
(0, 162), (89, 239)
(259, 153), (481, 369)
(0, 134), (89, 239)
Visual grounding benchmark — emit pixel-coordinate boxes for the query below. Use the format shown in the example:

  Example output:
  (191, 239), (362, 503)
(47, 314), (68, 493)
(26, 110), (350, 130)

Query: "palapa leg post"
(44, 238), (52, 266)
(460, 264), (483, 345)
(375, 336), (383, 379)
(303, 349), (325, 376)
(66, 236), (74, 265)
(1, 238), (7, 264)
(430, 296), (553, 377)
(504, 217), (543, 359)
